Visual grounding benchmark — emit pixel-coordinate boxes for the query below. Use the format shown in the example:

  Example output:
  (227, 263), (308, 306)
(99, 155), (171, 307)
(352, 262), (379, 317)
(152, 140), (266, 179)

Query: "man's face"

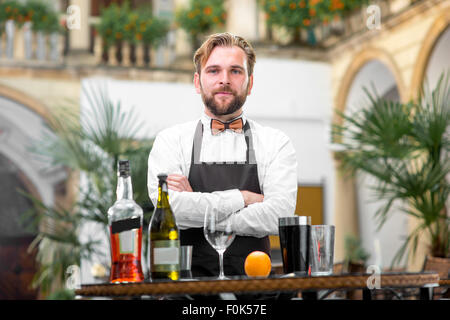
(194, 46), (253, 119)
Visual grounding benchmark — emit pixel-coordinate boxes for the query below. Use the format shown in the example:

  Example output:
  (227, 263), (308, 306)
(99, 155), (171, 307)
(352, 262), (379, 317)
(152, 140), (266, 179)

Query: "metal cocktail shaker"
(278, 216), (311, 275)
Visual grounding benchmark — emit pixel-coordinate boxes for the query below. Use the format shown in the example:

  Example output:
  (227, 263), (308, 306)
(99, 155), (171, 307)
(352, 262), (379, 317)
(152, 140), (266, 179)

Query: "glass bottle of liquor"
(108, 160), (144, 283)
(149, 173), (180, 281)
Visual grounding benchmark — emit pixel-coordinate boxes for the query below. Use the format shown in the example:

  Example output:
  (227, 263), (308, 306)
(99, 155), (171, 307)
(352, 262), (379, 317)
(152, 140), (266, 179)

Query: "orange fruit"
(244, 251), (271, 277)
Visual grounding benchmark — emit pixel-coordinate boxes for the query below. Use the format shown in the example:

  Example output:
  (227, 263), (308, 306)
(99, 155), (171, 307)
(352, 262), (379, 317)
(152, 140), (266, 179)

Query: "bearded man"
(147, 33), (298, 278)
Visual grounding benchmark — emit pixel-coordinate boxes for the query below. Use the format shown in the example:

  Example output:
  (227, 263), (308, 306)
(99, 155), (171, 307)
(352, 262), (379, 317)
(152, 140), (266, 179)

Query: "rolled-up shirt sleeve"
(147, 127), (245, 229)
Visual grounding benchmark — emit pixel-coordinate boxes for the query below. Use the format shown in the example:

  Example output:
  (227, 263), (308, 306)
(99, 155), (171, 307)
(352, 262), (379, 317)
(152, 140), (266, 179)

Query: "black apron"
(180, 120), (271, 278)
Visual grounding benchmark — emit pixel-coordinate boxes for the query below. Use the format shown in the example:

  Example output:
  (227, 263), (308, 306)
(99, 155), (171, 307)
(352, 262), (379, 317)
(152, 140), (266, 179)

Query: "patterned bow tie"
(210, 118), (244, 135)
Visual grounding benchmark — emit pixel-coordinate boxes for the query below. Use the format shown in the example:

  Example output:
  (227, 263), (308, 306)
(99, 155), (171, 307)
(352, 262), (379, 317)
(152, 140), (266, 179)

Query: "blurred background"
(0, 0), (449, 299)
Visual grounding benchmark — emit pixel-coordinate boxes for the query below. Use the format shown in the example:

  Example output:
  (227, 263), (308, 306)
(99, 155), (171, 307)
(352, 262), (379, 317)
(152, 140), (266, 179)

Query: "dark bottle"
(107, 160), (144, 283)
(149, 173), (180, 281)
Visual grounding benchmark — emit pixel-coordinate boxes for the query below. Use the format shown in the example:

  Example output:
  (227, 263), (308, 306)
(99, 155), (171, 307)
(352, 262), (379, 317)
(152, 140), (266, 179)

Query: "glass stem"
(218, 250), (225, 279)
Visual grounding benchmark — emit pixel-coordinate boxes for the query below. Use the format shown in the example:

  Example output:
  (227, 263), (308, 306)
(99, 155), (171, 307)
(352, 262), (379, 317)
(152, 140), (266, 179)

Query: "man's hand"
(167, 174), (193, 192)
(240, 190), (264, 207)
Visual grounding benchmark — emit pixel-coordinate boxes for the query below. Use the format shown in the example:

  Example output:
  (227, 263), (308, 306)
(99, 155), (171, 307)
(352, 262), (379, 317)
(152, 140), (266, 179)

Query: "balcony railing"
(92, 33), (155, 68)
(261, 0), (408, 49)
(0, 20), (64, 63)
(0, 21), (164, 68)
(0, 0), (418, 68)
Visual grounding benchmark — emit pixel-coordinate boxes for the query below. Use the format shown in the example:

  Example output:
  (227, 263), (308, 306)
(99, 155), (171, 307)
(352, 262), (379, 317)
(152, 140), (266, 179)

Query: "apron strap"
(191, 120), (256, 165)
(192, 120), (204, 165)
(244, 122), (257, 165)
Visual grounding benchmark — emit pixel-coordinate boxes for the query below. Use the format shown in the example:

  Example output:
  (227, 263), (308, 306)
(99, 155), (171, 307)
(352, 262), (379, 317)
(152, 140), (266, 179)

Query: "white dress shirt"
(147, 112), (298, 237)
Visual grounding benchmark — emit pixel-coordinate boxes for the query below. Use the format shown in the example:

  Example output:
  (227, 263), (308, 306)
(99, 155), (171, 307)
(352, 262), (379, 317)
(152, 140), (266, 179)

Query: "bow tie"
(210, 118), (244, 135)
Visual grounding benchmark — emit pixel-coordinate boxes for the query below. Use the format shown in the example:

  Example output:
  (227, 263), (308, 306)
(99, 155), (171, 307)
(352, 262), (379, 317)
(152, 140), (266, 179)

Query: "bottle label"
(152, 240), (180, 272)
(119, 229), (138, 254)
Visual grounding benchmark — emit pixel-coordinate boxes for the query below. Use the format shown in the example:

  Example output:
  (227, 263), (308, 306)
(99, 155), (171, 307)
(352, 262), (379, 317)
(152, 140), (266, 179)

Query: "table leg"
(363, 289), (372, 300)
(419, 287), (434, 300)
(302, 291), (318, 300)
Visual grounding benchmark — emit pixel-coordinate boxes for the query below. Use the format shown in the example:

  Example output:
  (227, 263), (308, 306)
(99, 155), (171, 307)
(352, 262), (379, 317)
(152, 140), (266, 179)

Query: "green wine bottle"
(149, 173), (180, 281)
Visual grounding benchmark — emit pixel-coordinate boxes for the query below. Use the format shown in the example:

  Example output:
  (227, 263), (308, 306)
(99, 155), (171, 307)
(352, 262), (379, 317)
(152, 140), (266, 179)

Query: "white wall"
(245, 58), (334, 224)
(81, 77), (202, 138)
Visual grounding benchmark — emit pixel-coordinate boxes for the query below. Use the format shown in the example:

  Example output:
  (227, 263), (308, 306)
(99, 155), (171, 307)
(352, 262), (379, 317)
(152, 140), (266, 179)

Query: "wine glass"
(203, 205), (236, 280)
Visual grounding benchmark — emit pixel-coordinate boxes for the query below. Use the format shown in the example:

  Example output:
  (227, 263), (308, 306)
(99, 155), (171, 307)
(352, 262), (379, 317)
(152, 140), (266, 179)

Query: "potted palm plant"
(344, 234), (370, 273)
(23, 83), (154, 298)
(332, 72), (450, 269)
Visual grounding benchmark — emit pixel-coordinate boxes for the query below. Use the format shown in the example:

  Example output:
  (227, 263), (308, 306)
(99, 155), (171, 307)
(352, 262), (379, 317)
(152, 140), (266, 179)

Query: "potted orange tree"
(26, 1), (62, 60)
(96, 2), (129, 64)
(258, 0), (371, 45)
(176, 0), (226, 53)
(0, 0), (24, 58)
(96, 2), (168, 66)
(137, 10), (169, 66)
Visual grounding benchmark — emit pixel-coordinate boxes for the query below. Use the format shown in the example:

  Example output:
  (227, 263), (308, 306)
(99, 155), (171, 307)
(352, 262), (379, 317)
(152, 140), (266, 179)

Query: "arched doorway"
(344, 60), (408, 269)
(0, 154), (39, 299)
(0, 90), (65, 299)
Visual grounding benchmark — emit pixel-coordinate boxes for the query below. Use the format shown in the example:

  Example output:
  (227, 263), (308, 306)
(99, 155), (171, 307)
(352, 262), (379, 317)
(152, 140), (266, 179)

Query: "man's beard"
(201, 84), (248, 117)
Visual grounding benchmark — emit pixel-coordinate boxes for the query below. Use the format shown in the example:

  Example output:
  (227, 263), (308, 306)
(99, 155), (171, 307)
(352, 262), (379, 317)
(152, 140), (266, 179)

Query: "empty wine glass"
(203, 205), (236, 280)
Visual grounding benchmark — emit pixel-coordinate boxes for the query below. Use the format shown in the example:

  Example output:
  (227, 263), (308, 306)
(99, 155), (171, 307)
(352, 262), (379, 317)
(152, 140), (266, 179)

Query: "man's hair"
(193, 32), (256, 77)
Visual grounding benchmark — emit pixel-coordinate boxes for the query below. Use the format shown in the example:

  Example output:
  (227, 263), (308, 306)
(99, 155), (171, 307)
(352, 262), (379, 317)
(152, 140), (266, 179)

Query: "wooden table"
(75, 272), (440, 300)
